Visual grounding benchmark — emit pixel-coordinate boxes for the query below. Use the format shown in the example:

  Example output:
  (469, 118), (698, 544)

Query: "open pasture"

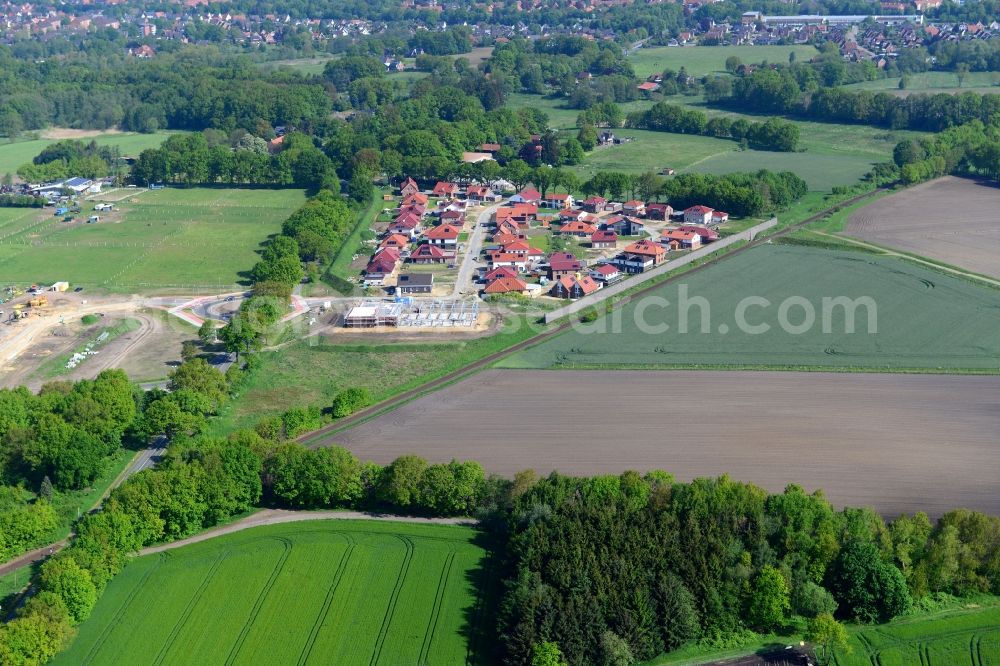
(627, 44), (818, 79)
(572, 129), (735, 176)
(0, 187), (305, 292)
(844, 70), (1000, 95)
(504, 244), (1000, 371)
(53, 520), (491, 666)
(846, 176), (1000, 278)
(0, 131), (173, 175)
(833, 604), (1000, 666)
(684, 148), (875, 190)
(332, 368), (1000, 517)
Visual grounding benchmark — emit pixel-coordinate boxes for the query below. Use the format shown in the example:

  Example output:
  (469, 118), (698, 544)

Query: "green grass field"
(501, 244), (1000, 372)
(53, 520), (494, 666)
(0, 132), (174, 176)
(628, 44), (819, 79)
(844, 70), (1000, 94)
(833, 602), (1000, 666)
(0, 187), (305, 292)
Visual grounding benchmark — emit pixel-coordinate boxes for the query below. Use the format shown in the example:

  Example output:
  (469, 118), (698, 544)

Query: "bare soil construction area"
(846, 176), (1000, 278)
(332, 369), (1000, 517)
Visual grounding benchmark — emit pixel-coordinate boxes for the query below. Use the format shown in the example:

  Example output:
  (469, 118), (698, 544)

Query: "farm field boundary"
(53, 520), (493, 666)
(545, 217), (777, 323)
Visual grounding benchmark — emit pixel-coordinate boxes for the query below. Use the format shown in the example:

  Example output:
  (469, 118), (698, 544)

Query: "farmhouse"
(551, 274), (601, 299)
(400, 177), (420, 197)
(548, 252), (583, 279)
(645, 203), (673, 221)
(396, 273), (434, 294)
(424, 223), (462, 247)
(409, 244), (455, 264)
(591, 230), (618, 249)
(590, 263), (622, 284)
(432, 181), (459, 197)
(510, 188), (541, 205)
(542, 192), (574, 209)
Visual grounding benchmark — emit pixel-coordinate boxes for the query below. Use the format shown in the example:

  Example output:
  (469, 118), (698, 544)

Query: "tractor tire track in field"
(296, 536), (357, 666)
(418, 550), (456, 665)
(150, 549), (230, 666)
(971, 634), (981, 666)
(368, 535), (415, 666)
(81, 559), (163, 666)
(224, 537), (293, 666)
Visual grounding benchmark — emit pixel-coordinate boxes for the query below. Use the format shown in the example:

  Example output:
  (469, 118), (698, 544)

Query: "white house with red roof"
(623, 200), (646, 217)
(466, 184), (497, 202)
(590, 263), (622, 284)
(591, 230), (618, 249)
(683, 205), (715, 225)
(409, 244), (455, 264)
(424, 223), (462, 247)
(510, 187), (541, 204)
(542, 192), (574, 209)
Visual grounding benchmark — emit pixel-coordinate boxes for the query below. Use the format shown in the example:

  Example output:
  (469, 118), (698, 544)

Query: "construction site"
(343, 299), (482, 329)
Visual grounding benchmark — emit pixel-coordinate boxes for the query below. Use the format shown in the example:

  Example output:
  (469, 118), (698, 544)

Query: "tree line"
(626, 101), (800, 152)
(722, 64), (1000, 133)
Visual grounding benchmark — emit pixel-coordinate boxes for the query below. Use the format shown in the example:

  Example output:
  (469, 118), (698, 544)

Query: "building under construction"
(343, 300), (479, 328)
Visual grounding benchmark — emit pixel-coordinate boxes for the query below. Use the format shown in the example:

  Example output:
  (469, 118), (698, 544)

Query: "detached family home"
(551, 274), (601, 299)
(591, 230), (618, 249)
(432, 181), (459, 197)
(400, 177), (420, 198)
(542, 192), (574, 209)
(409, 244), (455, 264)
(425, 223), (461, 247)
(510, 188), (541, 205)
(548, 252), (583, 279)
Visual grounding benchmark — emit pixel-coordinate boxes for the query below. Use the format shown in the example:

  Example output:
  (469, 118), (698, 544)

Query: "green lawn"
(627, 44), (819, 79)
(684, 149), (877, 190)
(572, 129), (735, 177)
(214, 315), (547, 435)
(501, 244), (1000, 372)
(0, 132), (175, 176)
(53, 520), (495, 666)
(844, 70), (1000, 94)
(0, 187), (305, 292)
(257, 54), (339, 75)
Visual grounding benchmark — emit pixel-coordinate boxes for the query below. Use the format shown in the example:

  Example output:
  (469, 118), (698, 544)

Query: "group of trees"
(724, 63), (1000, 133)
(131, 131), (336, 191)
(891, 120), (1000, 184)
(498, 473), (1000, 665)
(627, 102), (800, 152)
(577, 169), (807, 218)
(16, 139), (122, 184)
(0, 50), (331, 137)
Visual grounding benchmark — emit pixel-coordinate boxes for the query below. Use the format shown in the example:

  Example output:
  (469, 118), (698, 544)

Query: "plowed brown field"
(332, 369), (1000, 517)
(846, 176), (1000, 278)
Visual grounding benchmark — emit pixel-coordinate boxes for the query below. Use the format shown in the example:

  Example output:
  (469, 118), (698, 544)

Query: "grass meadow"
(627, 44), (819, 79)
(0, 132), (174, 176)
(501, 244), (1000, 372)
(52, 520), (494, 666)
(844, 70), (1000, 94)
(0, 187), (305, 292)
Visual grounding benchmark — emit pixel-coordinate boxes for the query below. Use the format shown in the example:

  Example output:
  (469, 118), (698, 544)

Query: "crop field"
(503, 244), (1000, 371)
(53, 520), (492, 666)
(844, 70), (1000, 95)
(0, 131), (174, 175)
(627, 45), (818, 79)
(684, 148), (875, 190)
(833, 604), (1000, 666)
(845, 176), (1000, 279)
(0, 187), (305, 292)
(332, 368), (1000, 517)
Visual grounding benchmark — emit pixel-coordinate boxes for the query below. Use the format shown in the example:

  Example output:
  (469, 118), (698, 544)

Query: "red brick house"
(484, 275), (529, 295)
(582, 196), (607, 213)
(548, 252), (583, 279)
(432, 181), (459, 197)
(466, 184), (496, 202)
(365, 248), (401, 284)
(645, 203), (673, 221)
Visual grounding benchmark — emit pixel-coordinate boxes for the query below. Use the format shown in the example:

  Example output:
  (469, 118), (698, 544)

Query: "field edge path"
(138, 509), (477, 556)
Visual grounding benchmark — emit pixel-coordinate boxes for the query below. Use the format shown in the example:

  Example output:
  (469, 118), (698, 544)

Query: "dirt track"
(846, 177), (1000, 278)
(331, 369), (1000, 518)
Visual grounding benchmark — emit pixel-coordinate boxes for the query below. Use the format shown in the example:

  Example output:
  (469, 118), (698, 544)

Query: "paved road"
(452, 202), (501, 298)
(0, 443), (166, 582)
(139, 509), (476, 556)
